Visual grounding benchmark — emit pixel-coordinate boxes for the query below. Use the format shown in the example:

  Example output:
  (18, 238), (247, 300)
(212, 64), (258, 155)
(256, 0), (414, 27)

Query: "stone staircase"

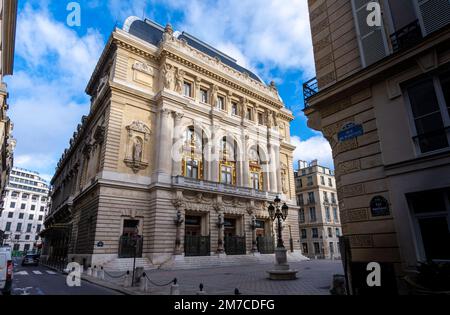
(160, 252), (309, 271)
(103, 258), (156, 271)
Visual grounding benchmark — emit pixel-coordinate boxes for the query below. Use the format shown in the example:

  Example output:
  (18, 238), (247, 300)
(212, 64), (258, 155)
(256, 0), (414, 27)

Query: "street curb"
(40, 263), (141, 295)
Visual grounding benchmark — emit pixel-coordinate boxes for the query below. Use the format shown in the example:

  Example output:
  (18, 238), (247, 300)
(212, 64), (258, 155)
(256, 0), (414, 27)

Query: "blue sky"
(6, 0), (332, 182)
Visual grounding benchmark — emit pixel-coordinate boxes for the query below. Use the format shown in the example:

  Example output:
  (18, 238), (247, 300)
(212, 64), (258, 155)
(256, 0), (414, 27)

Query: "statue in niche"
(161, 63), (174, 90)
(211, 85), (219, 109)
(132, 138), (143, 162)
(241, 97), (248, 118)
(175, 69), (185, 94)
(281, 164), (289, 194)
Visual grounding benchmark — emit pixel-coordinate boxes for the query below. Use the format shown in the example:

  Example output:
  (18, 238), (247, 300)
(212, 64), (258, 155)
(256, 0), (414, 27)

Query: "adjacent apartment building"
(0, 0), (18, 200)
(304, 0), (450, 294)
(295, 160), (342, 260)
(0, 168), (50, 253)
(41, 17), (300, 270)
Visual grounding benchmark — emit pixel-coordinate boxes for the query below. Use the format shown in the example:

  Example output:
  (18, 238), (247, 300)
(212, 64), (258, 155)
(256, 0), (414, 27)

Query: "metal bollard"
(140, 272), (147, 292)
(196, 283), (206, 295)
(93, 266), (98, 278)
(170, 278), (180, 295)
(124, 271), (131, 287)
(99, 267), (105, 280)
(235, 288), (241, 295)
(86, 265), (92, 276)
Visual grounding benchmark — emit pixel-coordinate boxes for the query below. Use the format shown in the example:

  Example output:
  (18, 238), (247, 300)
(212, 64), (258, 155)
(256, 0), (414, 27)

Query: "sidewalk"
(94, 260), (343, 295)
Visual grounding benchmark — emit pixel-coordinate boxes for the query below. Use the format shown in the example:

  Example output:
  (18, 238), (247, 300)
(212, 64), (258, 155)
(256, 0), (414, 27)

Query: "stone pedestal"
(267, 248), (298, 280)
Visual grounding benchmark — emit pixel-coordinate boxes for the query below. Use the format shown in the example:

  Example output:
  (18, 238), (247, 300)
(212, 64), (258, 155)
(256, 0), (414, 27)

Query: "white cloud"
(291, 135), (334, 170)
(7, 4), (104, 175)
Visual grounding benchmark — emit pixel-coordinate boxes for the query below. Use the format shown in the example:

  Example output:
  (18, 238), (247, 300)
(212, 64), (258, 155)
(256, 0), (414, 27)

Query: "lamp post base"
(267, 248), (298, 281)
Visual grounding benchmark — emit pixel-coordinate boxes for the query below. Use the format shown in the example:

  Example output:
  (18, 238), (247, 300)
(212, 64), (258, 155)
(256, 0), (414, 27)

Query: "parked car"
(21, 253), (40, 267)
(0, 246), (13, 295)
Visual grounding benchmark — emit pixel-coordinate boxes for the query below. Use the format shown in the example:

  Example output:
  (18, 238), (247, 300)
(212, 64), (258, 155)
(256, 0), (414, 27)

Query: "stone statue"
(211, 85), (219, 108)
(162, 23), (174, 42)
(281, 164), (289, 194)
(175, 69), (185, 94)
(241, 97), (248, 118)
(133, 138), (143, 162)
(161, 63), (174, 90)
(267, 110), (274, 128)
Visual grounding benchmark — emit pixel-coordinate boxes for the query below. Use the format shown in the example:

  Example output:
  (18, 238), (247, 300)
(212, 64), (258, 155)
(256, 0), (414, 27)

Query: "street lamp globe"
(268, 203), (275, 220)
(282, 203), (289, 220)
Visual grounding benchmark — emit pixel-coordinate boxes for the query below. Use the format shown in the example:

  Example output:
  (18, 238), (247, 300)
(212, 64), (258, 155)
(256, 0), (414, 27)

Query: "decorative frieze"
(341, 208), (369, 224)
(349, 234), (374, 248)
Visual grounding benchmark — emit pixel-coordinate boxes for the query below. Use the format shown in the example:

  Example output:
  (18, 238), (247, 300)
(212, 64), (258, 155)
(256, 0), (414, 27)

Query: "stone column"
(172, 112), (184, 176)
(156, 109), (174, 178)
(210, 129), (220, 182)
(217, 212), (225, 254)
(241, 135), (249, 188)
(268, 144), (277, 193)
(251, 215), (258, 253)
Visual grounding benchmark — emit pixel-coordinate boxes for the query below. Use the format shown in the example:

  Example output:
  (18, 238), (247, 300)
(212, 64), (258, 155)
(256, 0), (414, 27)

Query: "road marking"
(15, 271), (29, 276)
(46, 271), (57, 275)
(32, 271), (43, 275)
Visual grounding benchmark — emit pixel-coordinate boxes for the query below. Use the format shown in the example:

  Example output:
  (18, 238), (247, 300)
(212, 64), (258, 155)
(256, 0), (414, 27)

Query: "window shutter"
(351, 0), (389, 67)
(415, 0), (450, 36)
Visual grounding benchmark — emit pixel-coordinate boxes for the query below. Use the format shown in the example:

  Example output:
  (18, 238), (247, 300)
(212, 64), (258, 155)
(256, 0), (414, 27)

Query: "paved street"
(10, 258), (121, 295)
(106, 260), (344, 295)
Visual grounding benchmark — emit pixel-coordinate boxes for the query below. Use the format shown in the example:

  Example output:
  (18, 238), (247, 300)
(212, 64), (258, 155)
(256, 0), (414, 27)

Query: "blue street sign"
(338, 123), (364, 142)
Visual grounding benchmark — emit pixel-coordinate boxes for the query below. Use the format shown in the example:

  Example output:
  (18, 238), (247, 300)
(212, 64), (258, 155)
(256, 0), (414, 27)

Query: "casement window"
(231, 102), (239, 116)
(328, 178), (333, 187)
(250, 172), (260, 190)
(333, 208), (339, 223)
(351, 0), (390, 67)
(21, 204), (26, 210)
(331, 193), (337, 204)
(405, 73), (450, 154)
(326, 207), (331, 222)
(200, 89), (208, 103)
(320, 176), (325, 185)
(308, 192), (315, 203)
(312, 228), (319, 239)
(217, 96), (226, 111)
(220, 164), (234, 185)
(246, 108), (253, 120)
(298, 194), (304, 206)
(299, 209), (305, 223)
(336, 228), (341, 237)
(301, 229), (307, 239)
(185, 159), (200, 179)
(183, 82), (192, 97)
(307, 176), (313, 186)
(16, 223), (22, 232)
(27, 224), (32, 233)
(10, 202), (15, 208)
(328, 228), (333, 238)
(258, 112), (264, 125)
(37, 225), (42, 233)
(7, 212), (13, 218)
(309, 208), (317, 222)
(19, 213), (24, 219)
(5, 222), (11, 232)
(29, 214), (34, 220)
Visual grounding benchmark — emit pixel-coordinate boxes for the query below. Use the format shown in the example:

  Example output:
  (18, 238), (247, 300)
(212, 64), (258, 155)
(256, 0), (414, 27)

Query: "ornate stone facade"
(42, 17), (300, 268)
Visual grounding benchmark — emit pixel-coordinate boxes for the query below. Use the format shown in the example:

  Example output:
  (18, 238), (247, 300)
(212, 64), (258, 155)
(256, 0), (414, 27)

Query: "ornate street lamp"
(266, 196), (297, 280)
(268, 197), (289, 249)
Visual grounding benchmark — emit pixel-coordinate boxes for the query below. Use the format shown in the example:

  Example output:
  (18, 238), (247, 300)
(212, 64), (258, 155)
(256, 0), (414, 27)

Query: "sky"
(6, 0), (333, 183)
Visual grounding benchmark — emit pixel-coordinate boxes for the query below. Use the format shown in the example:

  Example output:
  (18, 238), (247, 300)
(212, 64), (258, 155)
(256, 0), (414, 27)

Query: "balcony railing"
(303, 77), (318, 109)
(390, 20), (423, 53)
(172, 176), (277, 200)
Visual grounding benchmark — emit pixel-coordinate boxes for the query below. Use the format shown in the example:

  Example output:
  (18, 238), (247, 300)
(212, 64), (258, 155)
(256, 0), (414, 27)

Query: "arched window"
(249, 147), (264, 190)
(220, 137), (237, 185)
(182, 126), (205, 180)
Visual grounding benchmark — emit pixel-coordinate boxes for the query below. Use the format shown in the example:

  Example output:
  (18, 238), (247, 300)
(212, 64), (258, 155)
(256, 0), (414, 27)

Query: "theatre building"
(41, 17), (301, 270)
(304, 0), (450, 294)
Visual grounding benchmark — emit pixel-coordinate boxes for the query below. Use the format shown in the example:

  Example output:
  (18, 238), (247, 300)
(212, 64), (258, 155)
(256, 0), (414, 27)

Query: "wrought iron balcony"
(303, 77), (318, 109)
(390, 20), (423, 53)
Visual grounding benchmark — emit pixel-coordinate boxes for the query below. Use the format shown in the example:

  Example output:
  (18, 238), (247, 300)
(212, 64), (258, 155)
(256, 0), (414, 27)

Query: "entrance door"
(224, 218), (246, 255)
(185, 216), (210, 257)
(119, 220), (143, 258)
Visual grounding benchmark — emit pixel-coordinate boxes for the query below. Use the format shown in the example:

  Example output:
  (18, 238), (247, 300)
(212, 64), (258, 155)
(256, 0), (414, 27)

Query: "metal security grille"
(417, 0), (450, 35)
(224, 236), (246, 255)
(118, 235), (143, 259)
(257, 236), (275, 254)
(184, 235), (211, 257)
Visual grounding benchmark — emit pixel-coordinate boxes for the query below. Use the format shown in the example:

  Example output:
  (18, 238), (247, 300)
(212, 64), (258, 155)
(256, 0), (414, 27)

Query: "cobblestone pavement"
(104, 260), (344, 295)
